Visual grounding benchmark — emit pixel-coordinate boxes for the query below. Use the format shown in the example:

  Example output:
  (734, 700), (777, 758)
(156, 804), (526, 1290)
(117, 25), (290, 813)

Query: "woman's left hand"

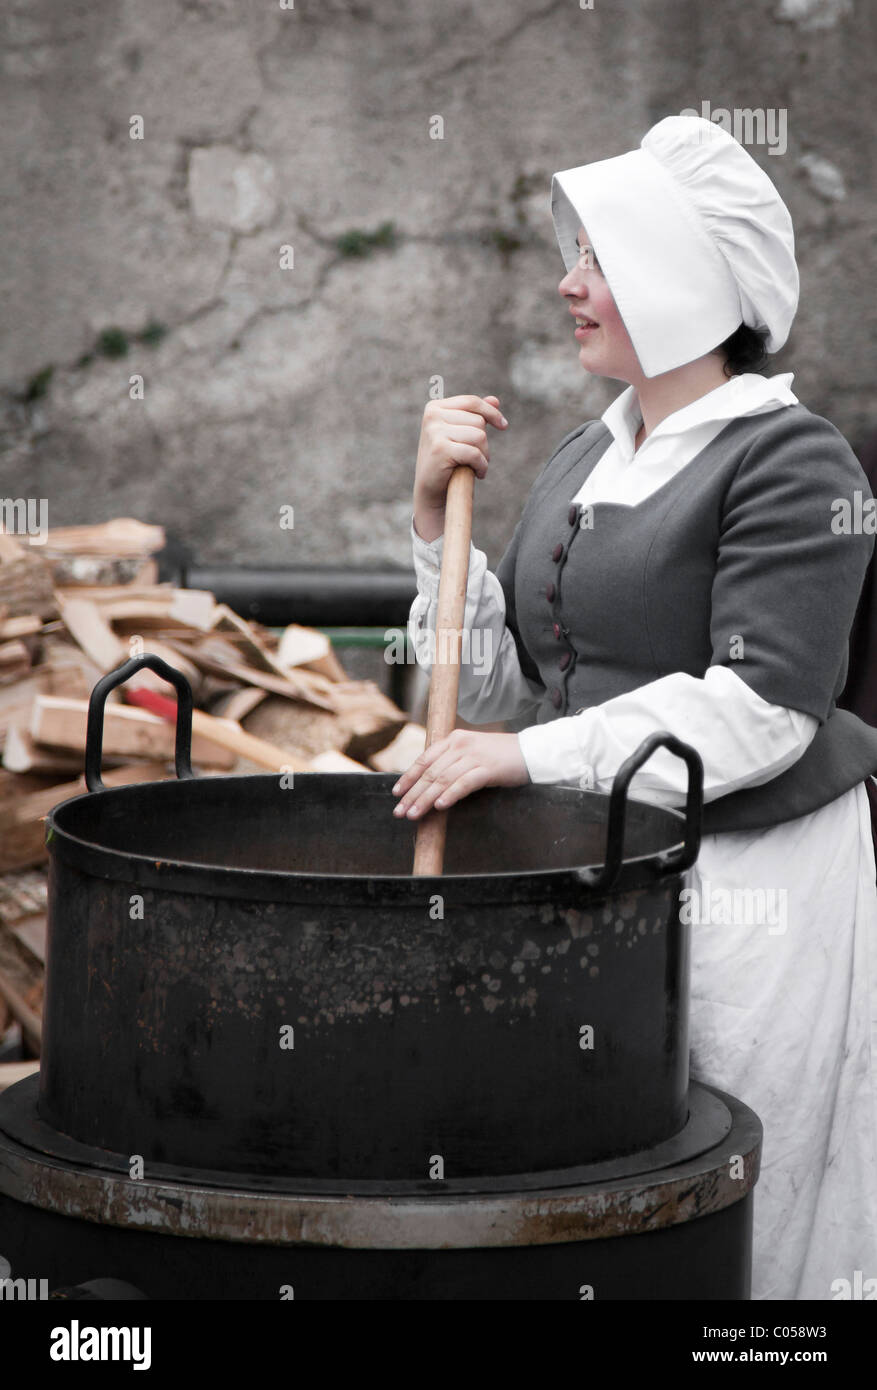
(392, 730), (530, 818)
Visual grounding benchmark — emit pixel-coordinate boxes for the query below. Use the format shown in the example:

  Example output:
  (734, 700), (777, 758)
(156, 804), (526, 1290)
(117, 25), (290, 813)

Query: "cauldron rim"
(45, 771), (688, 906)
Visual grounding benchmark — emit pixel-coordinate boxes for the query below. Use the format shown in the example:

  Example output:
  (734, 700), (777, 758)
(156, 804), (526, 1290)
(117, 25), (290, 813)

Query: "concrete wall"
(1, 0), (875, 570)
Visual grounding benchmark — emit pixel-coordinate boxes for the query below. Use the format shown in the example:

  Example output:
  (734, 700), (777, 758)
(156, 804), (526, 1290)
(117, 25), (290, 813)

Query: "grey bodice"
(495, 406), (877, 833)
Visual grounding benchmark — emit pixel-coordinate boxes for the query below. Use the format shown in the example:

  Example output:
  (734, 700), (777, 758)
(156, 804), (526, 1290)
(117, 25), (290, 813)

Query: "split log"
(56, 582), (210, 615)
(96, 588), (216, 631)
(3, 725), (88, 775)
(166, 636), (337, 710)
(47, 555), (159, 588)
(55, 597), (127, 671)
(211, 686), (267, 723)
(29, 695), (235, 768)
(126, 686), (313, 773)
(332, 683), (408, 762)
(0, 639), (31, 683)
(241, 695), (334, 761)
(26, 518), (165, 557)
(0, 615), (43, 641)
(369, 723), (427, 773)
(278, 624), (347, 682)
(209, 604), (295, 679)
(57, 596), (203, 699)
(239, 688), (404, 765)
(0, 532), (57, 620)
(0, 642), (105, 747)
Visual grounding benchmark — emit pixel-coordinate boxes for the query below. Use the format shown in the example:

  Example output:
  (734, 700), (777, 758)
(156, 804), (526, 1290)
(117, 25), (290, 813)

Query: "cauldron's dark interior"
(53, 773), (684, 877)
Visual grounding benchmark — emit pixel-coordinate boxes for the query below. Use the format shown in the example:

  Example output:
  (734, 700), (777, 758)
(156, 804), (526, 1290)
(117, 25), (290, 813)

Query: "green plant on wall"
(18, 317), (170, 402)
(510, 171), (543, 225)
(97, 327), (130, 358)
(22, 365), (54, 402)
(486, 227), (523, 255)
(137, 319), (167, 347)
(336, 220), (397, 257)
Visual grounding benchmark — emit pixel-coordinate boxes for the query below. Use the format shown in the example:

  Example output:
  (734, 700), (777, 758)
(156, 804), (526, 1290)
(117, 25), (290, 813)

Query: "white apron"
(686, 780), (877, 1299)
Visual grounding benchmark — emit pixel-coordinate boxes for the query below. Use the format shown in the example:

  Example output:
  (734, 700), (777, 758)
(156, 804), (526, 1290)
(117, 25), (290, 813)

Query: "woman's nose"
(559, 271), (584, 299)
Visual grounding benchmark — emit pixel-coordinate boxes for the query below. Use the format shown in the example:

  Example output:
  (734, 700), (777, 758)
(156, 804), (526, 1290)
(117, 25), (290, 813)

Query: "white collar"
(602, 372), (798, 457)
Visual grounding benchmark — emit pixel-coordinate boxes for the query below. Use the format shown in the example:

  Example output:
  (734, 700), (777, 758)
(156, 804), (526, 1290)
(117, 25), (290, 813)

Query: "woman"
(394, 115), (877, 1301)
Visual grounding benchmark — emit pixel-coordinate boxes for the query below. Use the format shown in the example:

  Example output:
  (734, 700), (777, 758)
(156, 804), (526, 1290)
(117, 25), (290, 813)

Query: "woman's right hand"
(413, 394), (508, 518)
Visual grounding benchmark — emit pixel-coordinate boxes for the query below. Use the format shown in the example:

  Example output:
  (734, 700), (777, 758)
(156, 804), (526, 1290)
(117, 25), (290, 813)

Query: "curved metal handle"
(85, 654), (195, 793)
(578, 732), (703, 895)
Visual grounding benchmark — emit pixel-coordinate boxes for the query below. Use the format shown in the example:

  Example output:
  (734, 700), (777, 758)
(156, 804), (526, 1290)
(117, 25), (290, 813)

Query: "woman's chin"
(578, 344), (604, 372)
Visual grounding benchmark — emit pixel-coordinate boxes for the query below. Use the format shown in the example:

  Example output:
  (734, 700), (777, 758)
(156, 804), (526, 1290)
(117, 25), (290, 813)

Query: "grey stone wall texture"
(1, 0), (875, 570)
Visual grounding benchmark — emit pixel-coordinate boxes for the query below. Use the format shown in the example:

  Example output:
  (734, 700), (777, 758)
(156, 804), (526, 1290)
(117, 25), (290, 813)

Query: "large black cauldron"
(37, 655), (702, 1183)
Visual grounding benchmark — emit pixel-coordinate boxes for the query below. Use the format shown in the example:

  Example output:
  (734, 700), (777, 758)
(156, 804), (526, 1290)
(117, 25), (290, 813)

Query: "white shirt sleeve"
(516, 665), (819, 807)
(407, 516), (545, 723)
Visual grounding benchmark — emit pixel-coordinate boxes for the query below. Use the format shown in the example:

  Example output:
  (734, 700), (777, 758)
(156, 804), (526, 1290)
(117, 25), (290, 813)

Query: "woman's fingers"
(392, 733), (531, 819)
(429, 766), (486, 810)
(440, 395), (508, 429)
(393, 742), (470, 818)
(414, 396), (508, 511)
(444, 426), (489, 476)
(394, 763), (475, 817)
(392, 737), (448, 795)
(436, 407), (506, 431)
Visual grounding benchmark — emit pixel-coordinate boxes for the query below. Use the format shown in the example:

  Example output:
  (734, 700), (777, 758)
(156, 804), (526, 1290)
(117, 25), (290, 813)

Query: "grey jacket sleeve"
(708, 412), (875, 720)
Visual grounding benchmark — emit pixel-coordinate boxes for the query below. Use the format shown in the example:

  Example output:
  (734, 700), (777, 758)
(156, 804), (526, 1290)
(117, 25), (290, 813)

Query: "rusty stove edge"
(0, 1099), (761, 1252)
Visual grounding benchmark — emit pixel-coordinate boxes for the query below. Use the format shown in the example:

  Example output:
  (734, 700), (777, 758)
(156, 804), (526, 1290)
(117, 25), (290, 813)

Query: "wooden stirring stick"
(413, 463), (476, 876)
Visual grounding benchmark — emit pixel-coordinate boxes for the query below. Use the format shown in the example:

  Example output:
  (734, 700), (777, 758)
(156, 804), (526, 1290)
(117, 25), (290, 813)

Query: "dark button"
(551, 542), (563, 562)
(553, 622), (561, 640)
(559, 651), (571, 671)
(551, 688), (562, 709)
(568, 504), (579, 526)
(545, 581), (555, 602)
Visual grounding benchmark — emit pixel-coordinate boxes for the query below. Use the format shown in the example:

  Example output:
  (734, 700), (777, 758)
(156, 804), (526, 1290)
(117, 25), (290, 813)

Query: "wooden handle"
(413, 465), (476, 876)
(190, 709), (309, 772)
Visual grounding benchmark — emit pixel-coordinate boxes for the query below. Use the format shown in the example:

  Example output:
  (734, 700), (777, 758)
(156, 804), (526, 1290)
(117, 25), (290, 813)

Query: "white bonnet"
(551, 115), (799, 378)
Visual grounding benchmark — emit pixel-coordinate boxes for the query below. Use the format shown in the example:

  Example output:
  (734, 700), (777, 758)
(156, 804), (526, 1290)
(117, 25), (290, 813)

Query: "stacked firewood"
(0, 517), (426, 1083)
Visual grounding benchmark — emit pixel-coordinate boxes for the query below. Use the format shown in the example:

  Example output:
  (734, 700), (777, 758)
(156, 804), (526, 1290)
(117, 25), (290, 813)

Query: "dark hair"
(718, 323), (771, 378)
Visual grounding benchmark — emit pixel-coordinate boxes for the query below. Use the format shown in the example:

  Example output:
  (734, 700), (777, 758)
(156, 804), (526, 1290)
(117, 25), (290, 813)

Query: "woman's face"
(559, 224), (641, 382)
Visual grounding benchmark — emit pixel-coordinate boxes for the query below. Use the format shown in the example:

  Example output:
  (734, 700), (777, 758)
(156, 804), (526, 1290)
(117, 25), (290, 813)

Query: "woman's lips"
(575, 322), (599, 339)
